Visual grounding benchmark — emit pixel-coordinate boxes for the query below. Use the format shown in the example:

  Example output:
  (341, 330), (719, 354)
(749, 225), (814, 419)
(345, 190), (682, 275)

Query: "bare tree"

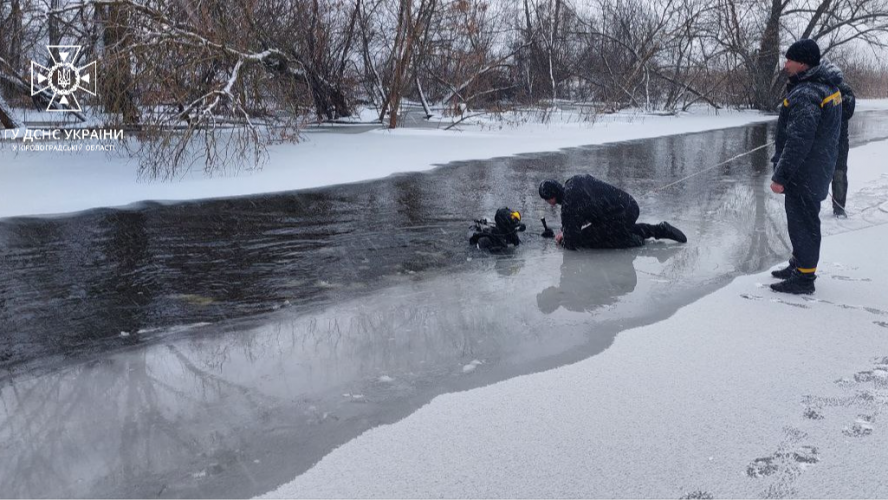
(47, 0), (353, 177)
(716, 0), (888, 110)
(574, 0), (686, 110)
(836, 48), (888, 96)
(0, 91), (23, 128)
(288, 0), (356, 121)
(0, 0), (24, 96)
(97, 2), (140, 124)
(420, 0), (527, 111)
(376, 0), (438, 128)
(519, 0), (571, 104)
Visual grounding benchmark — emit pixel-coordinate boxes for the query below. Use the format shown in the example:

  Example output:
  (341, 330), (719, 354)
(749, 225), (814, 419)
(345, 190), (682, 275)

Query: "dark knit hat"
(785, 39), (820, 67)
(538, 180), (564, 204)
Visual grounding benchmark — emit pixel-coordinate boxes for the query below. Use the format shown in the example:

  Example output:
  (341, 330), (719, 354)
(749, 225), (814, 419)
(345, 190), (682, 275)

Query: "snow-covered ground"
(0, 106), (781, 219)
(260, 137), (888, 497)
(856, 98), (888, 111)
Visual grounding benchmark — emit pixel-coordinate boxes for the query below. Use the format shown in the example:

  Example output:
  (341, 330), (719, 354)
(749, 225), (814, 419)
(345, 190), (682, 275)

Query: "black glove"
(541, 217), (555, 238)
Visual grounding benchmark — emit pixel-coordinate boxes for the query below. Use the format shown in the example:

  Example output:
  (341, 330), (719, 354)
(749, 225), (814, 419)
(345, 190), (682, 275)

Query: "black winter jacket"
(771, 61), (844, 200)
(560, 174), (638, 251)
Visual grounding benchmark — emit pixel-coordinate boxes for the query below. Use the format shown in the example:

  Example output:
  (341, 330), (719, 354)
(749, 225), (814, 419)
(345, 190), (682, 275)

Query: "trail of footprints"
(706, 199), (888, 498)
(737, 260), (886, 497)
(806, 358), (887, 439)
(741, 290), (888, 329)
(743, 356), (888, 498)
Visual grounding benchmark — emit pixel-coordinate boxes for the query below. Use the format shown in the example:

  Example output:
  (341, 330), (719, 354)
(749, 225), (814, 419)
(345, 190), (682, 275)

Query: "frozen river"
(2, 112), (888, 497)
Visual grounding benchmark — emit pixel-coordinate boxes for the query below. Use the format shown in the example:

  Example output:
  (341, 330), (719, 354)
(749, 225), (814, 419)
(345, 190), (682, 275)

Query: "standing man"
(769, 39), (844, 294)
(832, 80), (856, 217)
(538, 176), (687, 250)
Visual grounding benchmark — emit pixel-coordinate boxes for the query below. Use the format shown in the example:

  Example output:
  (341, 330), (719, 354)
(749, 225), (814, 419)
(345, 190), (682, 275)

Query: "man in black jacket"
(832, 81), (855, 217)
(538, 176), (687, 250)
(769, 39), (843, 294)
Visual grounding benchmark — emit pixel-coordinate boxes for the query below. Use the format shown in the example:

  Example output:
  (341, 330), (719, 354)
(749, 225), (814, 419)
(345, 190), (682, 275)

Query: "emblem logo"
(31, 45), (98, 112)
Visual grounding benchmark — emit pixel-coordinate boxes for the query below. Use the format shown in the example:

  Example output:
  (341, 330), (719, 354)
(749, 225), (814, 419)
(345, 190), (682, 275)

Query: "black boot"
(770, 271), (816, 295)
(834, 206), (847, 218)
(656, 222), (688, 243)
(771, 261), (796, 279)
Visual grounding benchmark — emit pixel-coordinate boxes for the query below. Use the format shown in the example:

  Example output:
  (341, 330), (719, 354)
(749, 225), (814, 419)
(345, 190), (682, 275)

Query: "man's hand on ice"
(770, 182), (785, 194)
(555, 232), (564, 245)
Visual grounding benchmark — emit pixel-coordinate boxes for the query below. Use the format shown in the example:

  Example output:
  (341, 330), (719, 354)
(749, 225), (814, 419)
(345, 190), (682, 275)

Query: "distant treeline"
(2, 0), (887, 175)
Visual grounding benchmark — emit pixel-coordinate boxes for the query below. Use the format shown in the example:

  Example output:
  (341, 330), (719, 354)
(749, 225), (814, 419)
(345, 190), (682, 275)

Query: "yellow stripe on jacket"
(821, 91), (842, 108)
(782, 91), (842, 108)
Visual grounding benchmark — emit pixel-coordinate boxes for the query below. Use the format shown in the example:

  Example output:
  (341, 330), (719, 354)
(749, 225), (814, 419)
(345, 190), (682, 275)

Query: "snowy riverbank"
(0, 106), (781, 219)
(261, 137), (888, 497)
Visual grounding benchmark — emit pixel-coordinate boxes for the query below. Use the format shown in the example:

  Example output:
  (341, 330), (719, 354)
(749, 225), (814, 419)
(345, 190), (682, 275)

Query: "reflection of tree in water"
(627, 123), (787, 279)
(739, 125), (790, 272)
(0, 344), (281, 498)
(670, 124), (787, 276)
(0, 215), (122, 362)
(92, 210), (152, 339)
(0, 273), (546, 498)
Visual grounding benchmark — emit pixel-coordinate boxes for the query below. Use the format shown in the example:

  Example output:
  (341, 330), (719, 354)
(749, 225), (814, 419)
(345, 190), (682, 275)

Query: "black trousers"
(832, 140), (850, 211)
(785, 191), (822, 271)
(574, 201), (659, 249)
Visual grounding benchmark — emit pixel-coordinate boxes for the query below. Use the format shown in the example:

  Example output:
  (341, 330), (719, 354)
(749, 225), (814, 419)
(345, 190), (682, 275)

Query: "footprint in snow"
(740, 293), (809, 309)
(843, 414), (876, 438)
(679, 490), (714, 499)
(803, 407), (824, 420)
(746, 445), (819, 478)
(829, 275), (872, 282)
(749, 294), (888, 316)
